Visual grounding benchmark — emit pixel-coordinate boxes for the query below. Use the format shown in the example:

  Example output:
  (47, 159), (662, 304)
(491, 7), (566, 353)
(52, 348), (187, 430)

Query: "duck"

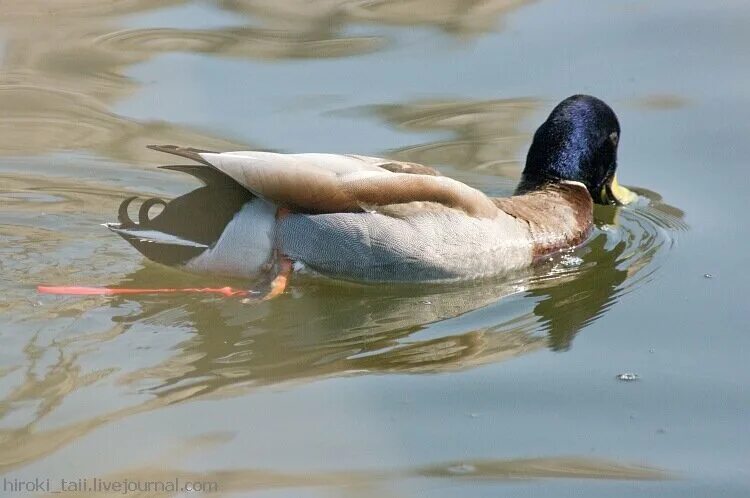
(107, 95), (637, 298)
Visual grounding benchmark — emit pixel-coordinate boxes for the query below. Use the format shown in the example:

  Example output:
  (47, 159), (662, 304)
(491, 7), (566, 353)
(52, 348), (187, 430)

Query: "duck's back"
(278, 209), (533, 282)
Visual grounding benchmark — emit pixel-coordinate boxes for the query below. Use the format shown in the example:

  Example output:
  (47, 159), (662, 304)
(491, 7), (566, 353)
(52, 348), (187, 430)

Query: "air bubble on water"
(446, 463), (476, 475)
(560, 254), (583, 267)
(616, 372), (639, 381)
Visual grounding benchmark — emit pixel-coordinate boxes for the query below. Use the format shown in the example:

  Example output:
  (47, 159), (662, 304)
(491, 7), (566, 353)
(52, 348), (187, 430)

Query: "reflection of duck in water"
(111, 194), (686, 398)
(112, 269), (544, 394)
(107, 95), (637, 298)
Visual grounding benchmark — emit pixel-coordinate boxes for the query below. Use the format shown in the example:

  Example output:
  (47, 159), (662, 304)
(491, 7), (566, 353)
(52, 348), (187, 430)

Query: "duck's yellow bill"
(601, 175), (638, 205)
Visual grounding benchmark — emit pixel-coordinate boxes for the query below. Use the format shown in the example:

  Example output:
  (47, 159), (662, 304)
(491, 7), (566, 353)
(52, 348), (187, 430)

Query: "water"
(1, 1), (749, 496)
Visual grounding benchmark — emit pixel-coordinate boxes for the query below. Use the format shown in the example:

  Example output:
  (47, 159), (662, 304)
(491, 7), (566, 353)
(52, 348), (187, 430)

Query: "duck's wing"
(345, 154), (443, 176)
(148, 145), (497, 218)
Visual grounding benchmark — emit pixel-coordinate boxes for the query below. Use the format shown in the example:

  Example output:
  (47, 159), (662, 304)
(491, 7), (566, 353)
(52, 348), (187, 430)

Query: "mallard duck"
(107, 95), (636, 297)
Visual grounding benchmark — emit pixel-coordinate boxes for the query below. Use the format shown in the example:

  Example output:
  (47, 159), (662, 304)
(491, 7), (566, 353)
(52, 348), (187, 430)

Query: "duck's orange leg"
(261, 257), (292, 301)
(257, 207), (293, 301)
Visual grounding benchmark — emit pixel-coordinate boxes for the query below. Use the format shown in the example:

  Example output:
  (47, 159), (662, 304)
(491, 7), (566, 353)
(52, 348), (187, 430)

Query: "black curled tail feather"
(112, 195), (210, 266)
(138, 198), (167, 225)
(110, 150), (255, 268)
(110, 181), (254, 267)
(118, 196), (138, 227)
(117, 196), (168, 229)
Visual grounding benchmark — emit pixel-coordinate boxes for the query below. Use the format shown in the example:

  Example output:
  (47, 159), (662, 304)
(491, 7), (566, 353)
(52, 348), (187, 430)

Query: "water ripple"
(95, 27), (385, 59)
(353, 98), (540, 180)
(521, 188), (685, 349)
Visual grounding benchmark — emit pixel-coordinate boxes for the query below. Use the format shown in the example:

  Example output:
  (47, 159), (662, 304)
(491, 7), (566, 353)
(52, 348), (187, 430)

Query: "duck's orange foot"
(262, 257), (292, 301)
(241, 256), (293, 303)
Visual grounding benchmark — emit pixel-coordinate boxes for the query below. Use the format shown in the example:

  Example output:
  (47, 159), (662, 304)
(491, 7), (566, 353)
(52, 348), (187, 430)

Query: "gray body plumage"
(279, 209), (533, 282)
(180, 198), (535, 282)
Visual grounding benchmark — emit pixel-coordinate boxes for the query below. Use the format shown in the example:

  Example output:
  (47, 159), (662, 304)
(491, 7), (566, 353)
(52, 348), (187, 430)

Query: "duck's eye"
(609, 132), (619, 147)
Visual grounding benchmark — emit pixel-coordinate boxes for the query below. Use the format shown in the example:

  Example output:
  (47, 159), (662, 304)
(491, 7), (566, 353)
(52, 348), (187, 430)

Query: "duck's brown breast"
(493, 183), (594, 260)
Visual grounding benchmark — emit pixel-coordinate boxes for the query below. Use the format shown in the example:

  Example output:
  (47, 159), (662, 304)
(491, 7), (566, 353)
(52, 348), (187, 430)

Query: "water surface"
(1, 1), (749, 496)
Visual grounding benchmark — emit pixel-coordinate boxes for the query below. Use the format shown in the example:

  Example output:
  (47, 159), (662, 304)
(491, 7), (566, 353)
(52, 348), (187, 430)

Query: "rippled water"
(1, 1), (749, 497)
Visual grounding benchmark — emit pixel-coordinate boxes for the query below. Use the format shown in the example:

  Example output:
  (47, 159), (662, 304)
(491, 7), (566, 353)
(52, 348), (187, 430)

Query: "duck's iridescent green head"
(518, 95), (635, 205)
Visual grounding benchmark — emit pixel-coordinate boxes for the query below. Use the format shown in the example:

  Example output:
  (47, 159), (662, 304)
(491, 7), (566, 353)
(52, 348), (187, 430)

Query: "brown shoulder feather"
(376, 161), (442, 176)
